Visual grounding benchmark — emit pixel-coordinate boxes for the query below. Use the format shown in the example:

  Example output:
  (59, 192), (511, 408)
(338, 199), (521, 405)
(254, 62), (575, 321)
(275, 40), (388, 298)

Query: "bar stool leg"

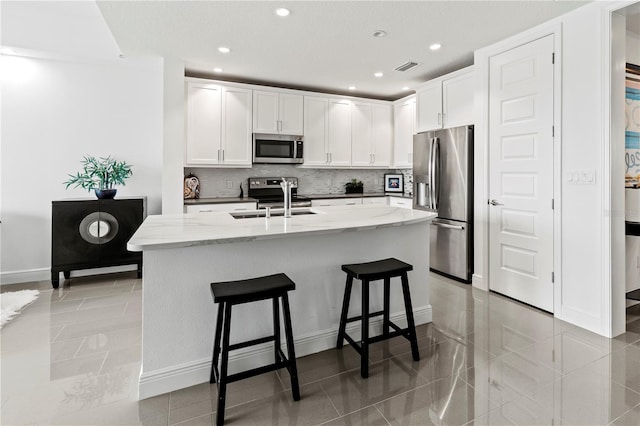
(361, 279), (370, 378)
(401, 272), (420, 361)
(336, 275), (353, 349)
(273, 297), (281, 363)
(216, 303), (233, 426)
(281, 293), (300, 401)
(210, 301), (225, 384)
(383, 277), (390, 338)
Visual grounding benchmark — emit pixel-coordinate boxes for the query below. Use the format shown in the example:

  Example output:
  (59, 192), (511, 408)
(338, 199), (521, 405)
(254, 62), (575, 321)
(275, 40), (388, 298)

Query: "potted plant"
(344, 178), (364, 194)
(64, 155), (133, 199)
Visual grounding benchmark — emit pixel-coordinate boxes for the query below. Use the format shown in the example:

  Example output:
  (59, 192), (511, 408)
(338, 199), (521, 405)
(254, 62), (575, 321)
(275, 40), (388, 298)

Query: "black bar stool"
(337, 258), (420, 378)
(210, 273), (300, 426)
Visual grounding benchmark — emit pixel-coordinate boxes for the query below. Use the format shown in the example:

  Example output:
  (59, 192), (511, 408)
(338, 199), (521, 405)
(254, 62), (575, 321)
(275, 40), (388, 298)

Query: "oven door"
(253, 135), (303, 164)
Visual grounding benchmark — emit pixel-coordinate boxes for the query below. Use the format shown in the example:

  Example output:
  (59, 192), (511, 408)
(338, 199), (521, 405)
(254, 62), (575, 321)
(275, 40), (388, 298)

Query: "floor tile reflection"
(2, 272), (640, 425)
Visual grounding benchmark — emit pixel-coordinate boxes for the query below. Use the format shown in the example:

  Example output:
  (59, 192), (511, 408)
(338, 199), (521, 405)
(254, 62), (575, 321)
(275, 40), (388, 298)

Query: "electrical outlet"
(374, 178), (380, 185)
(226, 180), (233, 189)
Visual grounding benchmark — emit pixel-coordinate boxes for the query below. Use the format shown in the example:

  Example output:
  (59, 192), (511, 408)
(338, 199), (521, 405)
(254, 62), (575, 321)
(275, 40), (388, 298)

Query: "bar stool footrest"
(345, 310), (385, 324)
(224, 360), (291, 384)
(228, 335), (275, 351)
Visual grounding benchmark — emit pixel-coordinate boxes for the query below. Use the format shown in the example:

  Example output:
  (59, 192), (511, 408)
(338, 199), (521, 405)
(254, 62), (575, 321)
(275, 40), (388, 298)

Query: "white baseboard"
(138, 305), (432, 400)
(472, 273), (487, 291)
(1, 265), (138, 286)
(1, 268), (49, 285)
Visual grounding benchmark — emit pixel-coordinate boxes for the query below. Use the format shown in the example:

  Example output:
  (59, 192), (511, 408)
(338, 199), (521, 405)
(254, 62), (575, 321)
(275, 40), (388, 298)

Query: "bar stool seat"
(337, 258), (420, 378)
(210, 273), (300, 425)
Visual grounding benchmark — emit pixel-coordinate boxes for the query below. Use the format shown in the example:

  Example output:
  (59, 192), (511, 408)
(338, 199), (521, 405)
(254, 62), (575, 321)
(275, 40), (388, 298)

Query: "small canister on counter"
(184, 173), (200, 199)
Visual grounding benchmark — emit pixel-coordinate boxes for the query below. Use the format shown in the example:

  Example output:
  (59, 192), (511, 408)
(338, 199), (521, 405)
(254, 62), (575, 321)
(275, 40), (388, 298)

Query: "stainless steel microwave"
(253, 133), (304, 164)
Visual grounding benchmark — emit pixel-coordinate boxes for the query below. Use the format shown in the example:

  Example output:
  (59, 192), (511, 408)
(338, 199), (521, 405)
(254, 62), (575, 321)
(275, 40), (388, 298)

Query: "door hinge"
(552, 52), (555, 64)
(552, 272), (555, 283)
(551, 198), (554, 210)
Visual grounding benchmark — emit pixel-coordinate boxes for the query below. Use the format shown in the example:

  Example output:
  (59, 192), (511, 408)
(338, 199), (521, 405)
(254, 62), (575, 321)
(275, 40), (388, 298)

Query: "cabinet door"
(389, 196), (413, 209)
(185, 202), (255, 213)
(371, 104), (392, 167)
(362, 197), (387, 206)
(185, 83), (222, 165)
(303, 96), (329, 166)
(253, 90), (279, 133)
(221, 87), (252, 166)
(312, 198), (362, 207)
(279, 93), (304, 135)
(393, 97), (415, 168)
(327, 99), (352, 166)
(442, 71), (474, 128)
(416, 80), (442, 132)
(351, 102), (373, 167)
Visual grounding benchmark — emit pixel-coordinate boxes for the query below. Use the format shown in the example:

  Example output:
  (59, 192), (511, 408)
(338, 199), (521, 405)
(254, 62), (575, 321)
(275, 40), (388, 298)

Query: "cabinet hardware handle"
(433, 222), (464, 230)
(372, 153), (375, 163)
(443, 113), (446, 126)
(222, 150), (225, 161)
(326, 153), (329, 163)
(330, 153), (332, 163)
(489, 199), (503, 206)
(217, 149), (221, 162)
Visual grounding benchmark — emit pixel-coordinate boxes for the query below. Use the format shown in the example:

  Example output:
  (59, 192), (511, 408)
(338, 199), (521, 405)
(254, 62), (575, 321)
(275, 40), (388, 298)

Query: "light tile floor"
(2, 272), (640, 425)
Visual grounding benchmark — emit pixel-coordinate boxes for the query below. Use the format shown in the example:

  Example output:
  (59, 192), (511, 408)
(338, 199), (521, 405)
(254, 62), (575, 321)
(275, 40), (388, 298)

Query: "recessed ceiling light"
(374, 72), (383, 78)
(218, 47), (231, 54)
(429, 43), (442, 51)
(213, 68), (223, 73)
(372, 30), (387, 38)
(275, 8), (290, 17)
(402, 87), (410, 91)
(348, 86), (356, 91)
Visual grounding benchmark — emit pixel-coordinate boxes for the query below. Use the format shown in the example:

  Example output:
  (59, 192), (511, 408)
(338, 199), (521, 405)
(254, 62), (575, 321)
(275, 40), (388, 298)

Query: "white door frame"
(473, 22), (563, 316)
(603, 0), (637, 337)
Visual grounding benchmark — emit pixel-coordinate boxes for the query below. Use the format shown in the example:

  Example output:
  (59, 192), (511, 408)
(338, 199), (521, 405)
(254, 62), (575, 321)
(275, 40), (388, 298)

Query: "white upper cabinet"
(303, 96), (330, 167)
(185, 81), (252, 167)
(327, 99), (352, 167)
(303, 97), (353, 167)
(351, 101), (374, 167)
(253, 90), (304, 135)
(416, 66), (474, 132)
(371, 104), (392, 167)
(352, 102), (392, 168)
(393, 95), (416, 168)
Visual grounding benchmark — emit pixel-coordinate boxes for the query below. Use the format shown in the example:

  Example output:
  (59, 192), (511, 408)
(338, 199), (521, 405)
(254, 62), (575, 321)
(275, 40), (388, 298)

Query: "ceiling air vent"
(395, 61), (419, 72)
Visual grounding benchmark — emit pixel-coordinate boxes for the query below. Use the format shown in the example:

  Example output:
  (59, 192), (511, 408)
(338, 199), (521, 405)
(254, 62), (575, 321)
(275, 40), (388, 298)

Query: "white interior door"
(488, 34), (555, 312)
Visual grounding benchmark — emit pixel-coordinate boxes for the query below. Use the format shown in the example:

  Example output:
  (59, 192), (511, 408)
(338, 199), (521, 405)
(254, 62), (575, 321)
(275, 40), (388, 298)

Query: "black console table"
(51, 197), (146, 288)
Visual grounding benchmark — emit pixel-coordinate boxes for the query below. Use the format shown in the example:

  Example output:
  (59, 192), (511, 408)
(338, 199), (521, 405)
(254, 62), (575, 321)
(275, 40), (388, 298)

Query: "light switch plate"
(567, 169), (596, 184)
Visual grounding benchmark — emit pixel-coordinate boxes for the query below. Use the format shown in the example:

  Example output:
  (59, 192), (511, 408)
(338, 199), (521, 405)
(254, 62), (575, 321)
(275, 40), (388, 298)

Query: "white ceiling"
(96, 0), (593, 100)
(5, 1), (638, 100)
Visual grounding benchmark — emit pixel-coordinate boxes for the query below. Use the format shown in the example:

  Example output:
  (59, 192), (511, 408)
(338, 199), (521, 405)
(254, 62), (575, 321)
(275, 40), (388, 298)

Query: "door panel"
(430, 218), (470, 281)
(436, 126), (472, 222)
(488, 35), (554, 312)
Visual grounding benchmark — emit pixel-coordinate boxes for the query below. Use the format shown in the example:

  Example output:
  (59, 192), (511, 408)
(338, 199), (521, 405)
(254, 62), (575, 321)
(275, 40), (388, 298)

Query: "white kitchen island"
(128, 204), (436, 399)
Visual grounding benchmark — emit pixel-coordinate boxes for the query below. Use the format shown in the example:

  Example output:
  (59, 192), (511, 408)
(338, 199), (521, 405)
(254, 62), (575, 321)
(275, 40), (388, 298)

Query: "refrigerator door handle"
(432, 221), (465, 231)
(428, 138), (435, 209)
(432, 137), (440, 211)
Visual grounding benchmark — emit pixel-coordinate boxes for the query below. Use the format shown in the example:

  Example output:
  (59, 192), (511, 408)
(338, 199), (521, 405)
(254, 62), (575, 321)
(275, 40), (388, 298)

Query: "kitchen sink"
(230, 208), (318, 219)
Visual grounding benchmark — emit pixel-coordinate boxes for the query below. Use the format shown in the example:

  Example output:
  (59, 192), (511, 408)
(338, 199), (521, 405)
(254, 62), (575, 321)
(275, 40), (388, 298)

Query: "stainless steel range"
(248, 177), (312, 209)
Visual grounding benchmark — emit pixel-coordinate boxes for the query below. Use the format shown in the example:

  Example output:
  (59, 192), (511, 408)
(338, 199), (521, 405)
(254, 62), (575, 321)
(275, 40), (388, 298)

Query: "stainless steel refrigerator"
(413, 125), (473, 283)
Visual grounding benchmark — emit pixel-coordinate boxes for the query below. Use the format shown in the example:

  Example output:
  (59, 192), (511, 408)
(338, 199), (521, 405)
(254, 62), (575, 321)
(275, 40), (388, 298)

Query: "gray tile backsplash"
(184, 165), (412, 198)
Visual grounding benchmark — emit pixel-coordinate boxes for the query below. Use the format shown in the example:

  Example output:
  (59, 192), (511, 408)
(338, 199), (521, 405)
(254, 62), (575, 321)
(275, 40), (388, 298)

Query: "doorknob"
(489, 199), (504, 206)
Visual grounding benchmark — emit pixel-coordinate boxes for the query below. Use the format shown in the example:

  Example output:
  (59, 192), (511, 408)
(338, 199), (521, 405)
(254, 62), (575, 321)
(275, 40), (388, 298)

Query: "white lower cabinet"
(362, 197), (388, 206)
(185, 202), (256, 213)
(312, 198), (362, 207)
(388, 197), (413, 209)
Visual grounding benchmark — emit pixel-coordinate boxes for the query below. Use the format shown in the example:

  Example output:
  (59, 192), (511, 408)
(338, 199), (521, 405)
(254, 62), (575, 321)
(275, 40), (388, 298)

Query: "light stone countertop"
(128, 204), (436, 251)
